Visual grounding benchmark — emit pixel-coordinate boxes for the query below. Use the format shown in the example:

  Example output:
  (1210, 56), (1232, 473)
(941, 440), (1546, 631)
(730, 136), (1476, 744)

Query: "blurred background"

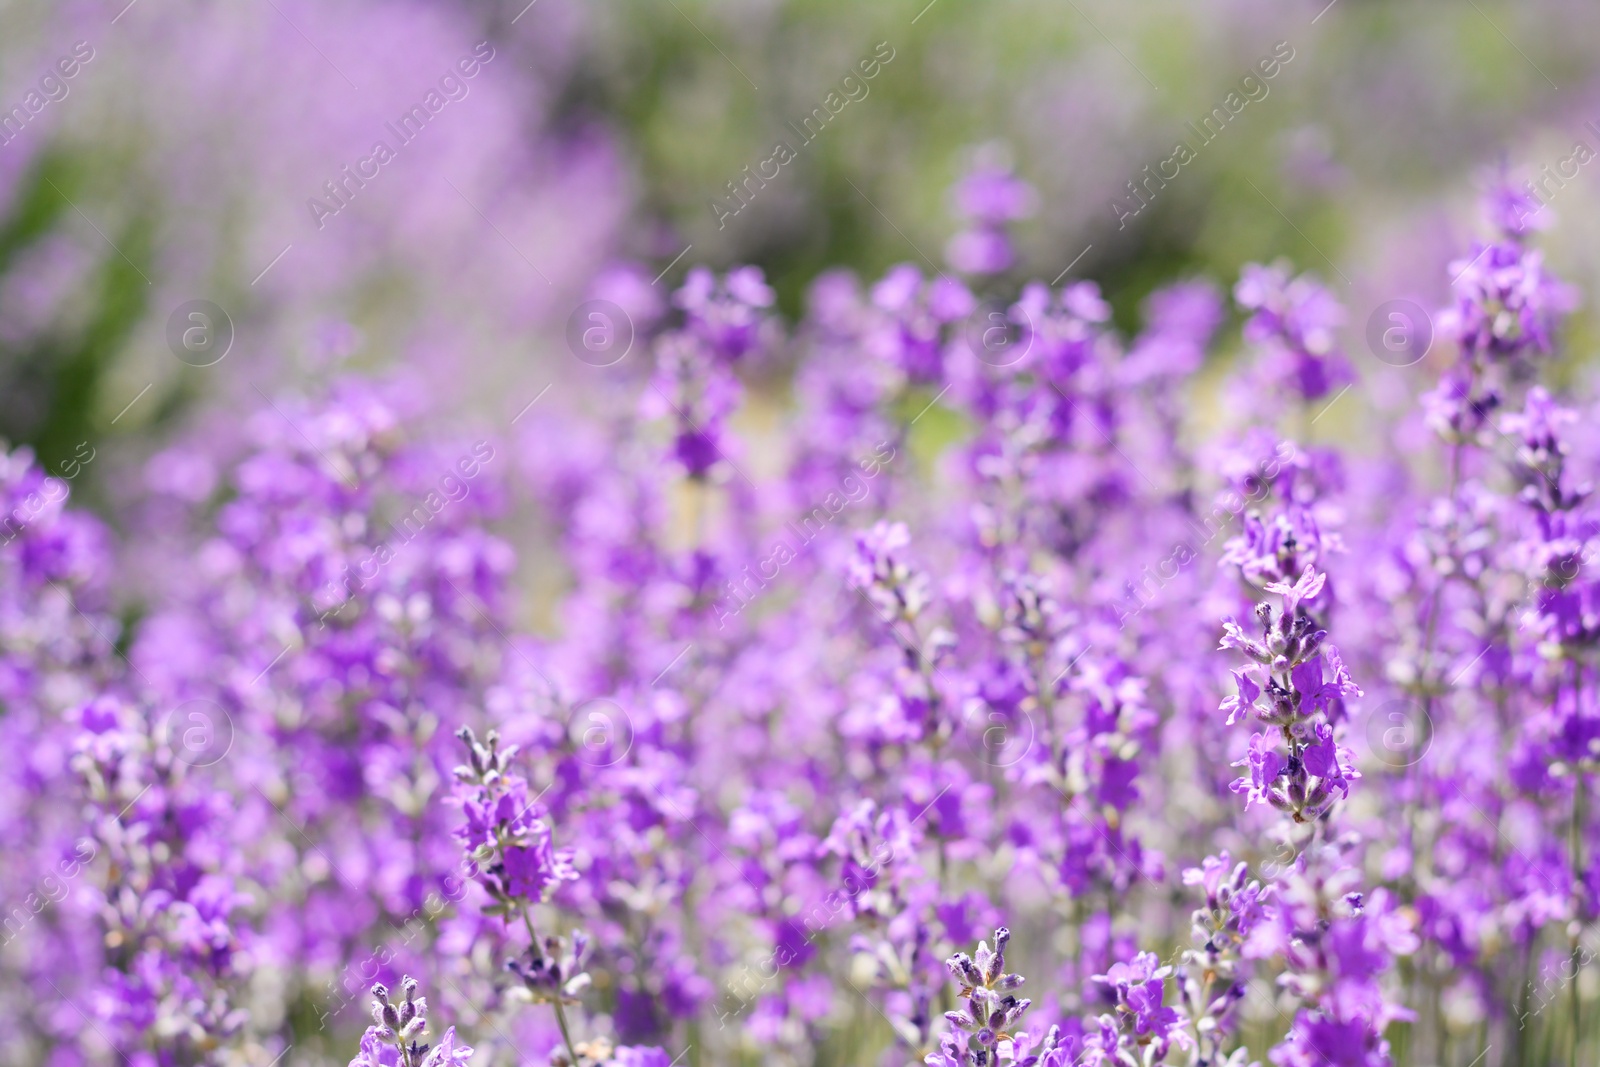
(3, 0), (1600, 513)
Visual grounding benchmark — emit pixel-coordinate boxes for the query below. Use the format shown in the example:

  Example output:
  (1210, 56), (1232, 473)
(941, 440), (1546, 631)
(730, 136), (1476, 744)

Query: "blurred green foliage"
(0, 150), (151, 501)
(2, 0), (1592, 475)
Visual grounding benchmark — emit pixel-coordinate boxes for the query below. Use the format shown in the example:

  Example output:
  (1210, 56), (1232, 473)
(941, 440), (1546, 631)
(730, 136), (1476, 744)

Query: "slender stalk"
(523, 908), (583, 1066)
(1540, 927), (1557, 1067)
(1406, 432), (1464, 1062)
(1514, 939), (1532, 1067)
(689, 473), (707, 548)
(1572, 760), (1586, 1067)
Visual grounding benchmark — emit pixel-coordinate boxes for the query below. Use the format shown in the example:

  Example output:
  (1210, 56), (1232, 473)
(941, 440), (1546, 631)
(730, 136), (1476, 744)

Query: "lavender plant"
(6, 159), (1600, 1067)
(349, 978), (473, 1067)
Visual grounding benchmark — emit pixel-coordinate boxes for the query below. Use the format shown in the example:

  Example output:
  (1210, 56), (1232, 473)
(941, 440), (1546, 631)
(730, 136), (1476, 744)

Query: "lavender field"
(3, 2), (1600, 1066)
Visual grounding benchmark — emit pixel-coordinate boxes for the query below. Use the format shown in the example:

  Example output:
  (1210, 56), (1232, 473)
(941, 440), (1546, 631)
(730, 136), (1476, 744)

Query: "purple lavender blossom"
(1235, 259), (1353, 401)
(350, 978), (473, 1067)
(7, 147), (1600, 1067)
(945, 150), (1037, 276)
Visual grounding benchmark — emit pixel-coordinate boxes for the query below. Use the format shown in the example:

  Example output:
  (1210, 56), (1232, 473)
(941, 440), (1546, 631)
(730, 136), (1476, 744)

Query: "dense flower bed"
(1, 179), (1595, 1067)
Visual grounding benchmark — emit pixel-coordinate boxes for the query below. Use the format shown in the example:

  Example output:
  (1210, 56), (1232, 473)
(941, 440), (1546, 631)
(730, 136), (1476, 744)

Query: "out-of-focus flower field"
(5, 2), (1600, 1066)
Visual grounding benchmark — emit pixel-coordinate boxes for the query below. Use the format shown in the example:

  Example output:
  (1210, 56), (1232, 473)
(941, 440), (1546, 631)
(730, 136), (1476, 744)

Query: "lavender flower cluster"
(4, 166), (1598, 1067)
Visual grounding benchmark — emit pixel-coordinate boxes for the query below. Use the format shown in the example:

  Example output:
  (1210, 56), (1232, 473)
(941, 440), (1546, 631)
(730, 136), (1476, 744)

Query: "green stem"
(1514, 940), (1532, 1067)
(523, 907), (583, 1066)
(1572, 761), (1586, 1067)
